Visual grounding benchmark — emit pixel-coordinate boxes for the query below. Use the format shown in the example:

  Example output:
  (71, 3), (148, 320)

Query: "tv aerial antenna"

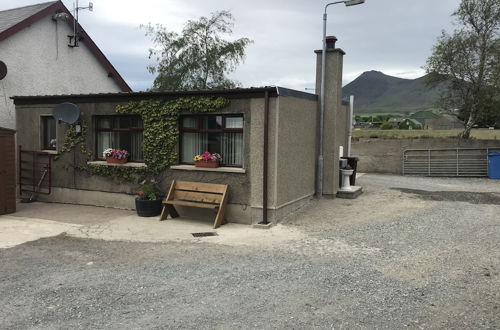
(68, 0), (93, 47)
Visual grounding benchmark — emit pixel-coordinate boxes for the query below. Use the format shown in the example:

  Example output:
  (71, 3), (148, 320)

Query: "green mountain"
(342, 71), (446, 114)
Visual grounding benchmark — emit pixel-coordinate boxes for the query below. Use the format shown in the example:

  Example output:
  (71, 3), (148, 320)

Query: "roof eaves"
(11, 87), (281, 105)
(0, 126), (16, 133)
(276, 86), (318, 101)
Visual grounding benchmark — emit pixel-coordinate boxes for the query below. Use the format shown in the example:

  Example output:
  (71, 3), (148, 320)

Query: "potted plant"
(135, 178), (163, 217)
(103, 148), (129, 164)
(193, 151), (222, 168)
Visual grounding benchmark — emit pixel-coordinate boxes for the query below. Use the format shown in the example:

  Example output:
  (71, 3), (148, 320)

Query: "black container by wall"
(135, 199), (163, 217)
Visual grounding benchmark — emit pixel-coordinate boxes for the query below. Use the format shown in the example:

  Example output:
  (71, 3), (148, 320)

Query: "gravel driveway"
(1, 174), (499, 329)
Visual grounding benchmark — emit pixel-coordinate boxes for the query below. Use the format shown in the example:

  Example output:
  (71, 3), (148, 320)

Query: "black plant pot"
(135, 198), (162, 217)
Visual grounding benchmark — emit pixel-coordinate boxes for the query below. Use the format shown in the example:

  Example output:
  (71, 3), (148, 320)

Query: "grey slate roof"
(0, 1), (57, 34)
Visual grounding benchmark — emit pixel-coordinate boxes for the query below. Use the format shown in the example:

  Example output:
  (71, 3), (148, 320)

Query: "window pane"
(115, 117), (131, 129)
(226, 117), (243, 129)
(131, 117), (143, 129)
(182, 117), (198, 129)
(43, 117), (56, 150)
(97, 131), (112, 157)
(222, 132), (243, 166)
(131, 131), (144, 161)
(181, 132), (204, 163)
(203, 116), (222, 130)
(97, 118), (111, 129)
(207, 132), (221, 154)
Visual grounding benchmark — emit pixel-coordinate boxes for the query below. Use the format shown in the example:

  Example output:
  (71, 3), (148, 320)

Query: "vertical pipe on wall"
(260, 90), (270, 224)
(18, 145), (22, 195)
(317, 11), (328, 198)
(347, 95), (354, 157)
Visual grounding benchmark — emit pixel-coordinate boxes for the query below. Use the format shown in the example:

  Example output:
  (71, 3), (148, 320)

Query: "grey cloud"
(1, 0), (461, 91)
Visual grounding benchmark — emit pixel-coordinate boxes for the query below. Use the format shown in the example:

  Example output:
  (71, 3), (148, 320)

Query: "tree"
(143, 11), (253, 91)
(425, 0), (500, 138)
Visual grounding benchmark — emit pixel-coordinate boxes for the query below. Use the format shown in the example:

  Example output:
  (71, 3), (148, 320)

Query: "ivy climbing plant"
(54, 96), (229, 182)
(54, 120), (92, 161)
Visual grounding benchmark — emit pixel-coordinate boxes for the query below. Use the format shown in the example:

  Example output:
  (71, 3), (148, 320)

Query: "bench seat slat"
(173, 190), (222, 204)
(175, 180), (227, 194)
(164, 200), (219, 209)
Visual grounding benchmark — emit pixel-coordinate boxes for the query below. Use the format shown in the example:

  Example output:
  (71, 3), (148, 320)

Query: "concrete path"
(0, 202), (305, 249)
(0, 215), (81, 249)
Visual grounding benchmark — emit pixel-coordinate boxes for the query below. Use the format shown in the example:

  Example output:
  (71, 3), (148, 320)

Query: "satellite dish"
(0, 61), (7, 80)
(53, 103), (80, 124)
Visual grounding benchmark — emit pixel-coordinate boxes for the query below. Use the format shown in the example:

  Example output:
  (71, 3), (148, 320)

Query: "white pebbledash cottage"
(0, 1), (131, 129)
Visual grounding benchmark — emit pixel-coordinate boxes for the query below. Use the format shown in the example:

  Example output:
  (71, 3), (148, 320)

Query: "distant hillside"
(342, 71), (446, 114)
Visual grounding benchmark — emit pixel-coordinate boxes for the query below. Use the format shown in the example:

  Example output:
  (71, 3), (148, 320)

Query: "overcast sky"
(1, 0), (461, 91)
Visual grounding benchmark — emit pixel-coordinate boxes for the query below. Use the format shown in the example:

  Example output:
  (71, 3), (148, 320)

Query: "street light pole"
(317, 0), (365, 198)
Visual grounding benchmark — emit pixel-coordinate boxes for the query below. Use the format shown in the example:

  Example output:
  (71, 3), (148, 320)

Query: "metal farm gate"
(18, 149), (52, 200)
(403, 148), (500, 177)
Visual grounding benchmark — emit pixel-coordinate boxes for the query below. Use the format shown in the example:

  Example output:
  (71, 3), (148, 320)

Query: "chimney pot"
(325, 36), (338, 49)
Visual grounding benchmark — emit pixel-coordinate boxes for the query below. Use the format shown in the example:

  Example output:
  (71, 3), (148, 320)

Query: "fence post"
(402, 150), (405, 176)
(486, 148), (489, 175)
(428, 149), (431, 176)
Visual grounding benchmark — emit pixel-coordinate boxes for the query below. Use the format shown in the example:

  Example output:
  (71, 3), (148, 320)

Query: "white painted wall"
(0, 16), (124, 129)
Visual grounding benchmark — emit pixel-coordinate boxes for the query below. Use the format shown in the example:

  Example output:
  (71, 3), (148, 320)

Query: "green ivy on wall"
(54, 120), (92, 161)
(55, 96), (229, 181)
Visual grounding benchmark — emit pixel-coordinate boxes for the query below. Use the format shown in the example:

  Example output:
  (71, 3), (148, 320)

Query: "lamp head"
(345, 0), (365, 6)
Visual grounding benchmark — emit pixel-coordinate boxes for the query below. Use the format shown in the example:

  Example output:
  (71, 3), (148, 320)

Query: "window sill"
(170, 165), (246, 173)
(87, 161), (147, 168)
(41, 150), (58, 155)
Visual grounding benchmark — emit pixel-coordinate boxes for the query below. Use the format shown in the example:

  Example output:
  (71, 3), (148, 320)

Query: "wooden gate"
(0, 127), (16, 215)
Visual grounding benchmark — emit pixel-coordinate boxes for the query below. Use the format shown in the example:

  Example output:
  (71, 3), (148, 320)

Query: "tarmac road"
(1, 174), (499, 329)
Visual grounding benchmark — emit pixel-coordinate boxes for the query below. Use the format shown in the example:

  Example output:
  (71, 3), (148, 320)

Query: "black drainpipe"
(259, 90), (270, 224)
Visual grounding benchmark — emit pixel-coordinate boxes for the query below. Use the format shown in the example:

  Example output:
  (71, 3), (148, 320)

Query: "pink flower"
(194, 151), (223, 163)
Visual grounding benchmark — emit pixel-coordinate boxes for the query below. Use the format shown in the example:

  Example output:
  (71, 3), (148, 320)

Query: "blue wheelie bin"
(488, 152), (500, 179)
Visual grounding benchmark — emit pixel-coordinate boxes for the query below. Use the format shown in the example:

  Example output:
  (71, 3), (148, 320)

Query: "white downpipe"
(347, 95), (354, 157)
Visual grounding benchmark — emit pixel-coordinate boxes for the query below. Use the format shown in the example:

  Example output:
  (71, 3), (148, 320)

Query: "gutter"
(11, 87), (281, 105)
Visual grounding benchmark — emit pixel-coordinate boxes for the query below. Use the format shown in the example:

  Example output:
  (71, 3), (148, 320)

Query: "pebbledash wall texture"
(13, 42), (352, 225)
(14, 89), (321, 225)
(0, 1), (129, 129)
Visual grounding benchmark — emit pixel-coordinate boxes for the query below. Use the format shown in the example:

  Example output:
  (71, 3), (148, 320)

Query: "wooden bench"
(159, 180), (229, 229)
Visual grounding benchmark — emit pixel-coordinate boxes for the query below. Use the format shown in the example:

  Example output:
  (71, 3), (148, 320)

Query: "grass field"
(353, 129), (500, 140)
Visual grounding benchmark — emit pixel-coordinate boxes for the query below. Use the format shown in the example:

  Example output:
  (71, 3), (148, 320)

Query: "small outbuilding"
(0, 126), (16, 215)
(13, 40), (352, 225)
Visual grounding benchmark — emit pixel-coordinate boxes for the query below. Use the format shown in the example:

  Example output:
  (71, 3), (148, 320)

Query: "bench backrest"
(169, 180), (228, 206)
